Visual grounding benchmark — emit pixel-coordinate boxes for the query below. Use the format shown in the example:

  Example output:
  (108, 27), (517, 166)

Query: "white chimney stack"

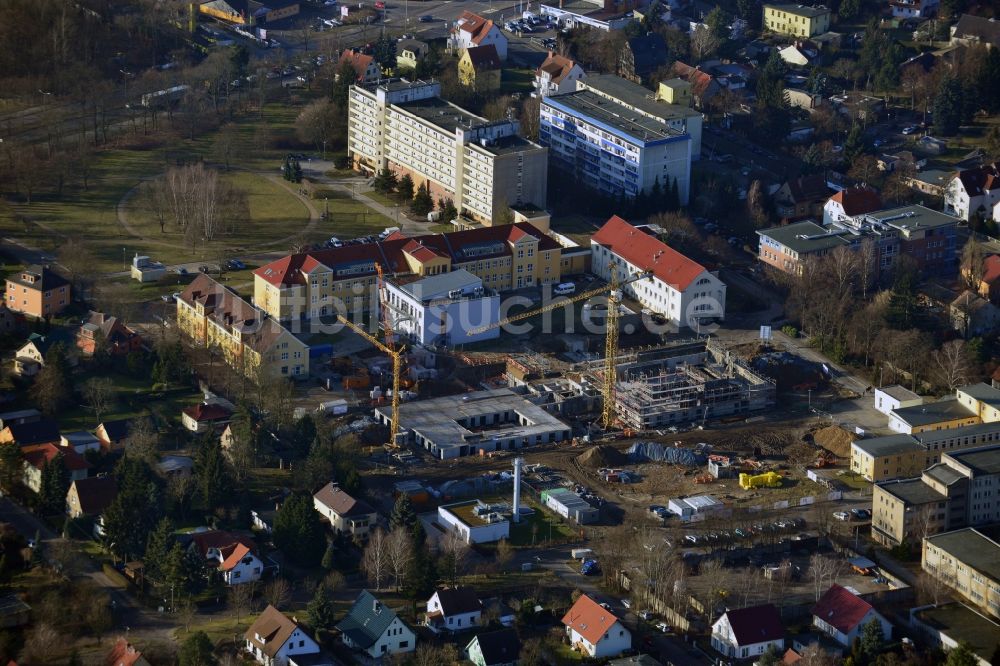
(512, 457), (523, 523)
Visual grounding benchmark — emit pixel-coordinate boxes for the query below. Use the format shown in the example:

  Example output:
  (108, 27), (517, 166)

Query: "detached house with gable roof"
(562, 593), (631, 658)
(711, 604), (785, 660)
(774, 173), (831, 220)
(245, 605), (322, 666)
(535, 51), (585, 97)
(823, 187), (883, 226)
(944, 163), (1000, 222)
(465, 628), (521, 666)
(313, 482), (378, 540)
(76, 311), (142, 357)
(339, 49), (381, 83)
(337, 590), (416, 658)
(425, 587), (482, 633)
(591, 216), (726, 329)
(811, 584), (892, 647)
(458, 45), (502, 91)
(450, 11), (507, 60)
(190, 530), (264, 585)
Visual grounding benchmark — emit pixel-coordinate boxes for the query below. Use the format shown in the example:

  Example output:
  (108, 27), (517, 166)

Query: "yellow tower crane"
(467, 267), (652, 429)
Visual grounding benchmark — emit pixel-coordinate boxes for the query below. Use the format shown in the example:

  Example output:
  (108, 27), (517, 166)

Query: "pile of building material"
(751, 351), (828, 392)
(812, 425), (856, 458)
(331, 416), (378, 439)
(598, 468), (639, 483)
(627, 441), (707, 466)
(577, 445), (628, 468)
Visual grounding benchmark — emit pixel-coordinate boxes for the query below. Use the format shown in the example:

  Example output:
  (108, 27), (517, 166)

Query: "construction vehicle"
(739, 471), (783, 490)
(467, 266), (653, 429)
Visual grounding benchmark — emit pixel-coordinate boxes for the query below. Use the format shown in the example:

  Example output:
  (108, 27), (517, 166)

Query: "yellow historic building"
(763, 4), (831, 37)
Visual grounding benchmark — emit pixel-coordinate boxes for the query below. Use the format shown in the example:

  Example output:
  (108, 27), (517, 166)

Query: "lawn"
(57, 372), (204, 432)
(502, 69), (536, 93)
(508, 501), (579, 547)
(320, 190), (395, 240)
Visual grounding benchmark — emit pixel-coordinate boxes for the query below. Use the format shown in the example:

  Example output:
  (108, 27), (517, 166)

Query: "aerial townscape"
(4, 0), (1000, 664)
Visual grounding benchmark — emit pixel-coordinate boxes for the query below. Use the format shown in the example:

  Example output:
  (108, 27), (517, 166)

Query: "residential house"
(951, 14), (1000, 49)
(0, 307), (24, 340)
(944, 163), (1000, 221)
(785, 88), (824, 112)
(458, 45), (501, 91)
(890, 0), (938, 18)
(0, 420), (60, 448)
(450, 11), (507, 60)
(339, 49), (381, 83)
(13, 331), (75, 377)
(908, 168), (955, 196)
(312, 482), (378, 540)
(779, 43), (816, 67)
(922, 527), (1000, 619)
(245, 605), (322, 666)
(95, 417), (147, 452)
(396, 38), (429, 70)
(106, 637), (152, 666)
(617, 33), (667, 84)
(823, 187), (882, 226)
(968, 254), (1000, 303)
(561, 594), (631, 659)
(76, 311), (142, 357)
(0, 409), (40, 430)
(191, 530), (263, 585)
(878, 150), (924, 173)
(425, 587), (482, 633)
(464, 629), (521, 666)
(773, 174), (830, 220)
(182, 402), (233, 433)
(829, 92), (885, 124)
(66, 476), (117, 519)
(336, 590), (416, 658)
(711, 604), (785, 660)
(951, 290), (1000, 338)
(21, 443), (90, 493)
(535, 51), (585, 97)
(177, 274), (309, 378)
(4, 265), (70, 319)
(591, 215), (726, 329)
(669, 62), (722, 109)
(763, 4), (831, 37)
(811, 584), (892, 646)
(874, 385), (923, 417)
(60, 431), (102, 454)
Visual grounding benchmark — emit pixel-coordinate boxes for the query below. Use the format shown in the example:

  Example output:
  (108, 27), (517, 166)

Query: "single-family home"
(190, 530), (263, 585)
(95, 417), (148, 452)
(617, 33), (667, 84)
(245, 605), (322, 666)
(21, 443), (90, 494)
(811, 584), (892, 647)
(778, 43), (816, 67)
(181, 402), (233, 433)
(425, 587), (482, 633)
(336, 590), (416, 658)
(535, 51), (585, 97)
(873, 385), (923, 417)
(450, 11), (507, 60)
(313, 482), (378, 540)
(76, 311), (143, 357)
(106, 637), (152, 666)
(458, 45), (502, 91)
(4, 265), (70, 319)
(951, 14), (1000, 49)
(822, 187), (883, 226)
(561, 594), (631, 659)
(951, 290), (1000, 338)
(890, 0), (938, 19)
(65, 476), (117, 519)
(670, 62), (722, 109)
(396, 38), (429, 71)
(465, 628), (522, 666)
(944, 163), (1000, 221)
(711, 604), (785, 660)
(968, 254), (1000, 303)
(339, 49), (381, 83)
(59, 431), (102, 454)
(13, 331), (75, 377)
(774, 174), (831, 220)
(0, 419), (60, 448)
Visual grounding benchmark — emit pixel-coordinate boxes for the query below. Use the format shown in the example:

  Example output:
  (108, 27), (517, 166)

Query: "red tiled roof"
(105, 638), (146, 666)
(830, 187), (883, 217)
(191, 530), (257, 559)
(561, 594), (621, 645)
(220, 542), (253, 571)
(783, 648), (802, 664)
(537, 51), (579, 84)
(178, 274), (291, 354)
(340, 49), (375, 82)
(592, 216), (707, 291)
(183, 402), (233, 423)
(720, 604), (784, 646)
(455, 11), (496, 45)
(22, 443), (91, 472)
(811, 584), (874, 635)
(982, 254), (1000, 285)
(956, 162), (1000, 196)
(464, 44), (501, 70)
(672, 61), (716, 97)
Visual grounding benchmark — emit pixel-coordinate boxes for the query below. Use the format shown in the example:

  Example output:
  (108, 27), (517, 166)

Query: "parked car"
(902, 126), (918, 135)
(638, 610), (654, 621)
(174, 267), (188, 275)
(851, 508), (871, 520)
(833, 511), (850, 521)
(225, 259), (246, 270)
(160, 293), (173, 302)
(621, 599), (631, 609)
(419, 14), (433, 21)
(655, 621), (670, 633)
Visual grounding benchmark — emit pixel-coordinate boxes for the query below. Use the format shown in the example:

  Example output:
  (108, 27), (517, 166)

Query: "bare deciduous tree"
(931, 339), (972, 392)
(440, 530), (471, 585)
(385, 526), (413, 591)
(83, 377), (114, 422)
(808, 554), (842, 601)
(690, 25), (721, 61)
(124, 418), (160, 463)
(495, 538), (514, 573)
(230, 581), (255, 625)
(21, 622), (59, 664)
(362, 527), (390, 591)
(264, 577), (291, 610)
(961, 238), (986, 289)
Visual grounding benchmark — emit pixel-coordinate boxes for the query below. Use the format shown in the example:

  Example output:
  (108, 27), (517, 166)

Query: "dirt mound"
(577, 445), (628, 468)
(785, 441), (818, 465)
(813, 425), (856, 458)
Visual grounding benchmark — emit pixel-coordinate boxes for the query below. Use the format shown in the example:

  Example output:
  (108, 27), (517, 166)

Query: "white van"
(554, 282), (576, 296)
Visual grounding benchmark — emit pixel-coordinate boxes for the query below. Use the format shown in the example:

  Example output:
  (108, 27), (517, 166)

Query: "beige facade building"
(922, 527), (1000, 619)
(177, 274), (309, 379)
(763, 3), (831, 37)
(348, 79), (547, 224)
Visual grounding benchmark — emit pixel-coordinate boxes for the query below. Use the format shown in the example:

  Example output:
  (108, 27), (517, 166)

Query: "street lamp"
(119, 69), (131, 101)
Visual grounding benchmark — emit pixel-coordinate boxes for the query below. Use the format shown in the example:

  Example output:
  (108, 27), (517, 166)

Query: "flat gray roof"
(758, 220), (852, 254)
(891, 398), (976, 428)
(544, 89), (684, 144)
(396, 96), (485, 135)
(853, 433), (922, 458)
(764, 3), (830, 17)
(383, 388), (570, 453)
(946, 445), (1000, 475)
(926, 528), (1000, 581)
(865, 204), (960, 231)
(958, 382), (1000, 408)
(917, 421), (1000, 445)
(547, 488), (596, 511)
(878, 385), (921, 402)
(923, 462), (966, 486)
(580, 75), (701, 121)
(397, 268), (481, 303)
(876, 477), (945, 505)
(913, 604), (1000, 665)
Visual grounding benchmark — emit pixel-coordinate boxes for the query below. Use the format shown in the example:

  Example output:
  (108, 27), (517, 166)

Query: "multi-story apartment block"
(591, 216), (726, 329)
(757, 204), (958, 277)
(177, 274), (309, 379)
(253, 223), (564, 322)
(763, 3), (831, 37)
(348, 79), (547, 224)
(872, 445), (1000, 547)
(922, 527), (1000, 619)
(851, 422), (1000, 482)
(540, 75), (699, 203)
(5, 265), (70, 319)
